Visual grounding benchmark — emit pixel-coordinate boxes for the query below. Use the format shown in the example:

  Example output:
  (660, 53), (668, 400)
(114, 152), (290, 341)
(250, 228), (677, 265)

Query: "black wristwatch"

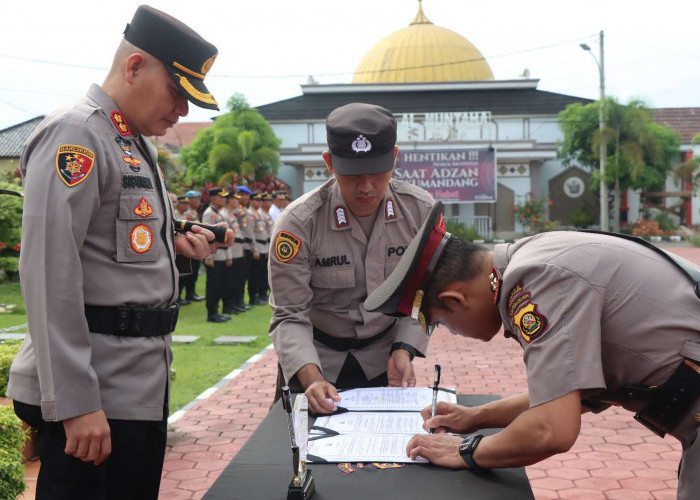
(459, 434), (488, 472)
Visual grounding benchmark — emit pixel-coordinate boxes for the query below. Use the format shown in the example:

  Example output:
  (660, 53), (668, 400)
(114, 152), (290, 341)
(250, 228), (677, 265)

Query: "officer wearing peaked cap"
(6, 6), (230, 499)
(203, 188), (233, 322)
(269, 103), (435, 415)
(365, 202), (700, 499)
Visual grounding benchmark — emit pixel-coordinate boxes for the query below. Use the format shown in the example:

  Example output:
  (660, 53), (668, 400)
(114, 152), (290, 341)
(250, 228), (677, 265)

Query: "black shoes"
(222, 307), (242, 315)
(186, 294), (204, 302)
(250, 297), (267, 306)
(177, 298), (191, 306)
(207, 314), (230, 323)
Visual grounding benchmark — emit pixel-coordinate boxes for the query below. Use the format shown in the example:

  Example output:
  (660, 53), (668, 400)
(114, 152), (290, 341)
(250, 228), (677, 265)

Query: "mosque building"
(256, 1), (600, 237)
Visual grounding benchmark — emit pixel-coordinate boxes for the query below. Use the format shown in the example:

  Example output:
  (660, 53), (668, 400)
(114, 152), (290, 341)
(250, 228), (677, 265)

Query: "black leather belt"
(312, 319), (397, 351)
(85, 304), (179, 337)
(234, 238), (246, 243)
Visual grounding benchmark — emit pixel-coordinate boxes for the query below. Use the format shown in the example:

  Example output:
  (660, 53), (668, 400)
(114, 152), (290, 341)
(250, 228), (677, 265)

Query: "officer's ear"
(437, 288), (468, 311)
(124, 53), (146, 84)
(322, 151), (334, 174)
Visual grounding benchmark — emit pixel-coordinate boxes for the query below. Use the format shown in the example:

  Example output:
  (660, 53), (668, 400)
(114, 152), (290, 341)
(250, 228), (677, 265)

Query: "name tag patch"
(55, 144), (95, 187)
(122, 175), (153, 190)
(314, 255), (351, 268)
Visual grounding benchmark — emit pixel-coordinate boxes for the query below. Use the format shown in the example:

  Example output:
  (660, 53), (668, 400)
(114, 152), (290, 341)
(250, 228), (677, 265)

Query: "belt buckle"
(634, 412), (667, 438)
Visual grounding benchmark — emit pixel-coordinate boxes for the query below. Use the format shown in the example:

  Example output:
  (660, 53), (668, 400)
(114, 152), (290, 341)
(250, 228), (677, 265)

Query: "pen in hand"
(430, 364), (441, 434)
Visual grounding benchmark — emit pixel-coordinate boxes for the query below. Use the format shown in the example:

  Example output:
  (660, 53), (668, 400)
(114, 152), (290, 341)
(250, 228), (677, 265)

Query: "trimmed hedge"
(0, 341), (22, 396)
(0, 405), (26, 499)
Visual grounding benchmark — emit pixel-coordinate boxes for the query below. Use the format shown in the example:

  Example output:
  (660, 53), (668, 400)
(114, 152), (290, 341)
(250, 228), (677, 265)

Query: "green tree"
(181, 93), (281, 184)
(558, 98), (681, 232)
(0, 175), (23, 281)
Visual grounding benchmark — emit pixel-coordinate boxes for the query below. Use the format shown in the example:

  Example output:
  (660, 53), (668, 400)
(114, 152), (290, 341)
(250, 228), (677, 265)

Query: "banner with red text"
(394, 148), (496, 203)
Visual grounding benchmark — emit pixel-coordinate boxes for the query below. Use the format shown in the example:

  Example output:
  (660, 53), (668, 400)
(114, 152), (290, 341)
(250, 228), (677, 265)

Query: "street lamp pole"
(581, 31), (608, 231)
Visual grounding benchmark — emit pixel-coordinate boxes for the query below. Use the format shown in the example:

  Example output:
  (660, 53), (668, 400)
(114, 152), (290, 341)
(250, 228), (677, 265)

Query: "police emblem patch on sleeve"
(55, 145), (95, 187)
(274, 231), (301, 263)
(509, 285), (549, 343)
(130, 224), (153, 253)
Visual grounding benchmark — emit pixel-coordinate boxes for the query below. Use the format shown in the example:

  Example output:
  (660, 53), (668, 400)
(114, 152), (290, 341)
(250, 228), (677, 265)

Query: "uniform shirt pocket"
(384, 242), (408, 278)
(115, 192), (161, 262)
(310, 264), (355, 304)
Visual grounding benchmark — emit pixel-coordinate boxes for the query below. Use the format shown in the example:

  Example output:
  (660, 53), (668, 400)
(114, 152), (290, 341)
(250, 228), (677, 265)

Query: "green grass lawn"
(0, 277), (273, 414)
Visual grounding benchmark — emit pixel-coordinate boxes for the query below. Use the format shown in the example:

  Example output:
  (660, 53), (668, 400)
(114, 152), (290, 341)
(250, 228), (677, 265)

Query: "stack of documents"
(307, 387), (456, 464)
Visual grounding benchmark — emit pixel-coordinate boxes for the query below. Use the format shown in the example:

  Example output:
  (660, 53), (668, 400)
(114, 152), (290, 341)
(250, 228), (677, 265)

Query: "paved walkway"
(157, 246), (698, 498)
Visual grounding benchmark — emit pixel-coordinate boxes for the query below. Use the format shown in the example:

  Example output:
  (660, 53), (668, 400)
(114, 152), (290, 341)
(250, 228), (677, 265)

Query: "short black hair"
(423, 237), (488, 312)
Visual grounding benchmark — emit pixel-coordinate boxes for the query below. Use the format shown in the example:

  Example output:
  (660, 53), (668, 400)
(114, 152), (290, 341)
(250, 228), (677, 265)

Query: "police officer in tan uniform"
(222, 191), (247, 314)
(232, 187), (254, 311)
(269, 103), (434, 415)
(249, 191), (269, 305)
(366, 202), (700, 500)
(180, 190), (205, 302)
(6, 6), (230, 499)
(259, 192), (274, 300)
(203, 187), (233, 322)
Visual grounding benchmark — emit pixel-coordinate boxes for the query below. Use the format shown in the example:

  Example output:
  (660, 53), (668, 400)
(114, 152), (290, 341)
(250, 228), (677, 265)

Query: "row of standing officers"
(175, 187), (287, 322)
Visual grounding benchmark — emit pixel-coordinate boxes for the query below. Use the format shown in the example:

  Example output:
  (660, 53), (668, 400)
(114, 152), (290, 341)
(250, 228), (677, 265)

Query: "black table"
(204, 394), (534, 500)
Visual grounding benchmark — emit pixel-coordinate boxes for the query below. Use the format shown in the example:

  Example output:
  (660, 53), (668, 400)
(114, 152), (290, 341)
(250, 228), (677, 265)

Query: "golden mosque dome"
(352, 1), (494, 84)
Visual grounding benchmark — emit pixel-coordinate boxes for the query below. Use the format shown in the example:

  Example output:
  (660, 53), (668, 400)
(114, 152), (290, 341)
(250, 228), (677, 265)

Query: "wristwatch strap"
(459, 434), (488, 472)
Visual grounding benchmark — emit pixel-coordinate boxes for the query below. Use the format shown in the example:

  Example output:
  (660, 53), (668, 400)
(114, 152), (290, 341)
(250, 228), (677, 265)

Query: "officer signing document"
(7, 6), (231, 499)
(365, 202), (700, 500)
(269, 103), (435, 415)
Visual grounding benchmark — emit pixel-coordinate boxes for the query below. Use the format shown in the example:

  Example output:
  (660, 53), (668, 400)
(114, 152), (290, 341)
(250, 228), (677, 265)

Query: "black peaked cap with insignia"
(209, 187), (228, 198)
(124, 5), (219, 110)
(365, 202), (452, 331)
(326, 103), (397, 175)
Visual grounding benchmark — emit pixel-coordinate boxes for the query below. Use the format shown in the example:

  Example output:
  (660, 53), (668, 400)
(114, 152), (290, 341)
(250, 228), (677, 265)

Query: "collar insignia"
(334, 205), (349, 228)
(111, 111), (132, 136)
(133, 196), (153, 218)
(351, 135), (371, 153)
(385, 198), (397, 220)
(489, 266), (502, 304)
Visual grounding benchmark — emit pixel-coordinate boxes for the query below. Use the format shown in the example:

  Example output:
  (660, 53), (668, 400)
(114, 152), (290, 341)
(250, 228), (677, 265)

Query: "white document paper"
(314, 412), (428, 436)
(307, 387), (456, 463)
(308, 434), (427, 463)
(336, 387), (456, 412)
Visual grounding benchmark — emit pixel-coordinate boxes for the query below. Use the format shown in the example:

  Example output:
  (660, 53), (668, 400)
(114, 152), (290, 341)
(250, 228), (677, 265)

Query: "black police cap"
(124, 5), (219, 110)
(326, 103), (397, 175)
(209, 188), (228, 198)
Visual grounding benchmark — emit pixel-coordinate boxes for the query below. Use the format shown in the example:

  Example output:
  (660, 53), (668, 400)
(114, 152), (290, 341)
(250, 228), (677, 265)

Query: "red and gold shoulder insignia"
(130, 224), (153, 253)
(133, 197), (153, 218)
(385, 198), (397, 220)
(122, 156), (141, 172)
(334, 205), (349, 228)
(111, 111), (132, 136)
(274, 231), (301, 263)
(55, 144), (95, 187)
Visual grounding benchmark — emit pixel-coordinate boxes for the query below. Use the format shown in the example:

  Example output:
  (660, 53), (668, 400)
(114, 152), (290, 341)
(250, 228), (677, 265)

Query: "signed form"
(307, 387), (456, 463)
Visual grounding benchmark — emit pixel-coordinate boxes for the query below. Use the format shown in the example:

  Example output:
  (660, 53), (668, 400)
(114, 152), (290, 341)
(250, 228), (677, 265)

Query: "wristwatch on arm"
(459, 434), (488, 472)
